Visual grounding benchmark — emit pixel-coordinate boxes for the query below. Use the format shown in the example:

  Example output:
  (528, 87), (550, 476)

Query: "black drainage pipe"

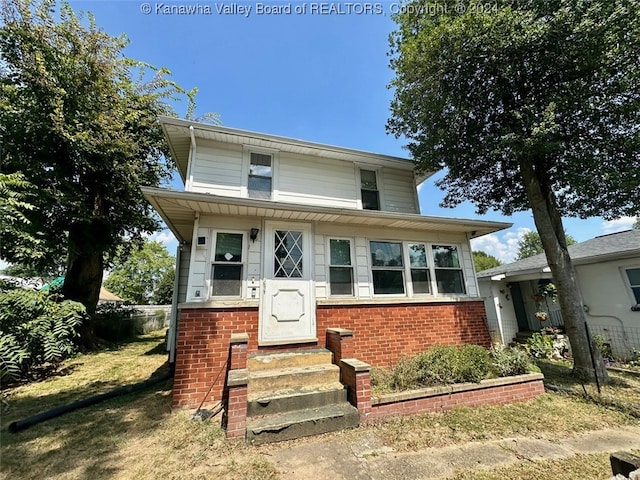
(8, 371), (173, 433)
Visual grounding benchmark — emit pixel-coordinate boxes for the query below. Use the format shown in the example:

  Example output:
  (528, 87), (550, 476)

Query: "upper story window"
(211, 232), (244, 297)
(360, 169), (380, 210)
(329, 238), (354, 296)
(625, 268), (640, 304)
(248, 152), (272, 199)
(432, 245), (466, 294)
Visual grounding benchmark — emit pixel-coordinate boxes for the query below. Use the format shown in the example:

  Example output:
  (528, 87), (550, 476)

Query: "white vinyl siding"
(383, 169), (419, 214)
(190, 141), (243, 195)
(277, 152), (357, 208)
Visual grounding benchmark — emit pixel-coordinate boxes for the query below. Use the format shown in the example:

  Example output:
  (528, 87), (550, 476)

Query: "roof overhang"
(142, 186), (512, 244)
(159, 116), (435, 186)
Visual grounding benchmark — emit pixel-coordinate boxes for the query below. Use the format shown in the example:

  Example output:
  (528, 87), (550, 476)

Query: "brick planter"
(367, 373), (545, 421)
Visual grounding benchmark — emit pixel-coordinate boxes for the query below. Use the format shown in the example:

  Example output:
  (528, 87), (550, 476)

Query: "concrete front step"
(248, 386), (347, 416)
(248, 349), (333, 371)
(246, 402), (360, 445)
(248, 363), (341, 399)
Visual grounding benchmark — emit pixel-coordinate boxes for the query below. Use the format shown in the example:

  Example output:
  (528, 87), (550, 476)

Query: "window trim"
(242, 146), (279, 200)
(327, 237), (355, 297)
(368, 240), (468, 297)
(356, 165), (384, 211)
(208, 230), (247, 299)
(432, 244), (467, 295)
(369, 239), (406, 296)
(623, 266), (640, 306)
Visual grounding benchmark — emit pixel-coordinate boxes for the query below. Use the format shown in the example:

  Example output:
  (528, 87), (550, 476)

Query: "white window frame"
(623, 266), (640, 305)
(367, 240), (468, 297)
(369, 239), (406, 296)
(209, 230), (247, 299)
(242, 146), (279, 200)
(431, 244), (467, 295)
(327, 237), (355, 297)
(356, 165), (384, 211)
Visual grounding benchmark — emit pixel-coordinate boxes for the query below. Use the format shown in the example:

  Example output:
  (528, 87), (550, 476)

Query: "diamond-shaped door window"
(274, 230), (303, 278)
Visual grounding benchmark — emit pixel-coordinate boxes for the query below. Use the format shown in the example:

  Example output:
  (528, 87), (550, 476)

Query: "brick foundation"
(173, 300), (491, 409)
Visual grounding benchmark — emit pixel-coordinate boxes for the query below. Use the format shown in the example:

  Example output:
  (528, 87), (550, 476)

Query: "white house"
(142, 116), (511, 410)
(478, 229), (640, 359)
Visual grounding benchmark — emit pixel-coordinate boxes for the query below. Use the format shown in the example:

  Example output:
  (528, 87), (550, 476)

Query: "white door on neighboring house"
(259, 222), (316, 345)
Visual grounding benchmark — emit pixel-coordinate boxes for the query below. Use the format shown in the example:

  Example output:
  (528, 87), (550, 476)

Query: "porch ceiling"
(142, 186), (512, 244)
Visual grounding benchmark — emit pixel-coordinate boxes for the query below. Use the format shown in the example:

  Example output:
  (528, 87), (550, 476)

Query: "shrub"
(454, 344), (491, 382)
(490, 344), (531, 376)
(526, 333), (555, 359)
(412, 345), (459, 385)
(593, 334), (614, 361)
(0, 288), (86, 382)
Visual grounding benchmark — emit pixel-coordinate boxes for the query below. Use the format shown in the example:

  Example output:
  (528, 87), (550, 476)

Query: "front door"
(259, 222), (316, 345)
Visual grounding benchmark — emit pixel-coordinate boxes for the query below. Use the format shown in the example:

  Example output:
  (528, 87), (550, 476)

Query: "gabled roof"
(478, 229), (640, 279)
(142, 186), (512, 244)
(160, 116), (435, 186)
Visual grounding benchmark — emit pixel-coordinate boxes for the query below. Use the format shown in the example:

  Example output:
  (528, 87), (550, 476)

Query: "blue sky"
(56, 2), (638, 264)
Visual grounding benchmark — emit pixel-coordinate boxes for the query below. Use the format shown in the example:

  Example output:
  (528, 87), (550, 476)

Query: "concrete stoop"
(245, 349), (359, 445)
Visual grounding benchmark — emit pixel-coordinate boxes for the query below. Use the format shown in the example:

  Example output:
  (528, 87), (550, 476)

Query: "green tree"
(0, 173), (41, 265)
(388, 0), (640, 381)
(104, 241), (175, 305)
(516, 231), (576, 260)
(154, 268), (175, 305)
(472, 251), (502, 272)
(634, 218), (640, 230)
(0, 1), (204, 330)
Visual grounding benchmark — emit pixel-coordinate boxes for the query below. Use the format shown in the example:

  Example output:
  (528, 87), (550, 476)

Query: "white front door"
(259, 222), (316, 345)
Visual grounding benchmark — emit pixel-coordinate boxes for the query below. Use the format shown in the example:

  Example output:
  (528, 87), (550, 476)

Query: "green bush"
(593, 334), (614, 361)
(412, 345), (460, 385)
(454, 344), (491, 383)
(526, 333), (555, 359)
(0, 288), (86, 382)
(372, 344), (494, 393)
(490, 344), (532, 376)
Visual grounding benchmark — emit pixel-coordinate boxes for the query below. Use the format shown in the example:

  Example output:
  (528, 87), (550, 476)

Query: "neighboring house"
(478, 229), (640, 359)
(142, 116), (511, 410)
(98, 287), (124, 306)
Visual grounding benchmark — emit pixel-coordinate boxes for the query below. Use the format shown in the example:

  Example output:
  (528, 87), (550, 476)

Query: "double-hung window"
(248, 152), (272, 199)
(360, 169), (380, 210)
(432, 245), (466, 294)
(407, 243), (431, 294)
(370, 241), (405, 294)
(328, 239), (354, 296)
(211, 232), (244, 297)
(626, 268), (640, 304)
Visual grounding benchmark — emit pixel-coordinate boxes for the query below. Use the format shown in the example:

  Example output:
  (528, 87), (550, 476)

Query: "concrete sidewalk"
(265, 426), (640, 479)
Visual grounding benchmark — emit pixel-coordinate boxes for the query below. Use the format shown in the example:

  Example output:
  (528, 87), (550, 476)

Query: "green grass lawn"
(1, 333), (638, 480)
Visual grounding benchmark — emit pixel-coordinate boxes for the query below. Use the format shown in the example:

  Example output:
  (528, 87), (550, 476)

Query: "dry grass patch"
(450, 450), (640, 480)
(366, 393), (638, 451)
(0, 330), (277, 480)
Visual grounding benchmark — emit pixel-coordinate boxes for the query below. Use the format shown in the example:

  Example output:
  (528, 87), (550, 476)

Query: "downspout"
(167, 243), (182, 364)
(185, 125), (197, 191)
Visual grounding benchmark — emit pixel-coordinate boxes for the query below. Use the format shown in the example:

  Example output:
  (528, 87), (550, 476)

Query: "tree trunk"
(62, 222), (106, 348)
(519, 161), (608, 383)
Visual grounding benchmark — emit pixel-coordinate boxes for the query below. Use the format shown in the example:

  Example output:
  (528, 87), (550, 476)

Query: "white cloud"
(601, 216), (637, 234)
(148, 230), (178, 252)
(471, 227), (531, 264)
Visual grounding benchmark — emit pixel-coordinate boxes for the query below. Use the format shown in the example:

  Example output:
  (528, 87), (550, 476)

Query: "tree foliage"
(0, 0), (204, 322)
(472, 250), (502, 272)
(104, 240), (175, 305)
(388, 0), (640, 381)
(0, 287), (86, 382)
(516, 230), (576, 260)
